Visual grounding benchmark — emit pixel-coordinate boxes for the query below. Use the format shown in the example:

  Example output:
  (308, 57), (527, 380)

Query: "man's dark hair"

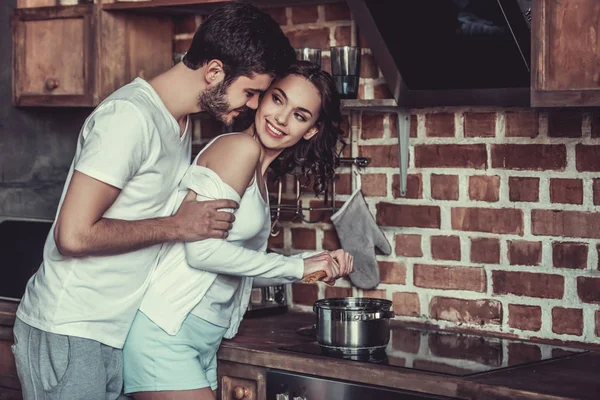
(183, 3), (296, 84)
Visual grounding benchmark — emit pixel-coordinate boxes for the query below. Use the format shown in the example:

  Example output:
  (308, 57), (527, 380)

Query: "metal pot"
(313, 297), (394, 353)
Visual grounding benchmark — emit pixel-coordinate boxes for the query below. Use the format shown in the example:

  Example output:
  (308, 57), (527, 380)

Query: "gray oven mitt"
(331, 189), (392, 289)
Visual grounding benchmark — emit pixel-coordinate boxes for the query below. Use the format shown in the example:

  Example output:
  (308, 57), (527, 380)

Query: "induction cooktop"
(280, 325), (587, 377)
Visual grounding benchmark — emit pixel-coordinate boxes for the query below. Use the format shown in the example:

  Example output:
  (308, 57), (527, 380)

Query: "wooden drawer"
(218, 361), (266, 400)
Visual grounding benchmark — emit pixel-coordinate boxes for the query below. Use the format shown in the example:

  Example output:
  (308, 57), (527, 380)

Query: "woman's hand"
(302, 250), (354, 285)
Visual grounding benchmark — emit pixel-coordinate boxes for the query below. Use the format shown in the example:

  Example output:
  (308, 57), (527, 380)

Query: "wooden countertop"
(2, 303), (598, 399)
(219, 311), (600, 400)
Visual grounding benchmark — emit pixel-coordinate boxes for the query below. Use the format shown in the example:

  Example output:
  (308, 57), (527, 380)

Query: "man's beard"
(198, 81), (232, 125)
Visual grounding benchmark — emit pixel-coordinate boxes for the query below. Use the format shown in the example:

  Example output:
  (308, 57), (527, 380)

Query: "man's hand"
(172, 192), (238, 242)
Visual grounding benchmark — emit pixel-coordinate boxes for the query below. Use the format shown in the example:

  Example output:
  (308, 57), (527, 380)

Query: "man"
(12, 4), (296, 399)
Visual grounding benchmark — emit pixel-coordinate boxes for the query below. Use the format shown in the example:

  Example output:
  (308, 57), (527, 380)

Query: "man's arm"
(54, 171), (237, 257)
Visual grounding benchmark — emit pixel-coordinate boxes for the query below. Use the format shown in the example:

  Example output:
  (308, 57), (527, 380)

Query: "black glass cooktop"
(280, 325), (587, 377)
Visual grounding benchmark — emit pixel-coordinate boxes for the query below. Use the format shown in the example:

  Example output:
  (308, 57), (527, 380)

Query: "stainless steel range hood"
(346, 0), (532, 107)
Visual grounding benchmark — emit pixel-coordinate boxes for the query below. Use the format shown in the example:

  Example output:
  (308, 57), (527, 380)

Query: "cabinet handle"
(232, 386), (251, 399)
(45, 78), (60, 91)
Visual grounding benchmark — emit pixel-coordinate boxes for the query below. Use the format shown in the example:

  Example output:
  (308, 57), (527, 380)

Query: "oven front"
(266, 370), (458, 400)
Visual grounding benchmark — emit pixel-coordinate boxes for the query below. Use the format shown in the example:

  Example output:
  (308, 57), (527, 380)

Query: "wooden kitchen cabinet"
(12, 4), (173, 107)
(532, 0), (600, 107)
(218, 361), (267, 400)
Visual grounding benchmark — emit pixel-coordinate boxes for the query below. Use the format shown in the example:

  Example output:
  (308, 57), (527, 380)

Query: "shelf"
(102, 0), (341, 14)
(341, 98), (399, 112)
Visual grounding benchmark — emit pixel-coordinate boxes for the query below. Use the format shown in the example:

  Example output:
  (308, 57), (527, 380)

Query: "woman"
(122, 61), (353, 400)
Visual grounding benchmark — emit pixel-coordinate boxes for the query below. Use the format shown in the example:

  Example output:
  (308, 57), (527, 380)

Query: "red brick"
(287, 28), (330, 49)
(509, 177), (539, 202)
(415, 145), (487, 169)
(596, 311), (600, 336)
(548, 110), (582, 138)
(379, 261), (406, 284)
(491, 144), (566, 171)
(322, 229), (341, 251)
(505, 110), (539, 138)
(291, 283), (318, 306)
(430, 174), (459, 200)
(334, 26), (351, 46)
(508, 304), (542, 331)
(470, 237), (500, 264)
(469, 175), (500, 202)
(431, 236), (461, 261)
(414, 264), (485, 292)
(361, 113), (384, 139)
(340, 113), (350, 138)
(358, 145), (398, 168)
(335, 174), (352, 195)
(550, 178), (583, 204)
(552, 307), (583, 335)
(452, 208), (523, 235)
(552, 242), (587, 269)
(392, 292), (420, 317)
(265, 7), (287, 25)
(577, 277), (600, 303)
(464, 112), (496, 137)
(174, 38), (192, 53)
(598, 244), (600, 270)
(377, 203), (440, 229)
(291, 228), (316, 250)
(361, 174), (387, 197)
(532, 210), (600, 239)
(174, 15), (198, 34)
(508, 240), (542, 266)
(429, 297), (502, 325)
(308, 199), (344, 223)
(360, 53), (380, 79)
(373, 83), (392, 99)
(325, 286), (352, 298)
(267, 232), (284, 249)
(291, 5), (319, 24)
(392, 174), (422, 199)
(594, 179), (600, 205)
(324, 3), (352, 21)
(576, 145), (600, 172)
(390, 114), (417, 138)
(492, 271), (564, 299)
(363, 289), (387, 299)
(395, 234), (423, 257)
(424, 113), (455, 137)
(508, 343), (542, 366)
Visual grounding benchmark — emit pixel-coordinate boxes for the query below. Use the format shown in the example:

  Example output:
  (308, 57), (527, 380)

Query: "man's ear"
(204, 59), (225, 85)
(303, 125), (320, 140)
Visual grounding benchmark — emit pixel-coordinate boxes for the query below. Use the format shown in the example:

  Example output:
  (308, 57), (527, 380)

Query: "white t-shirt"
(139, 134), (305, 337)
(17, 78), (191, 349)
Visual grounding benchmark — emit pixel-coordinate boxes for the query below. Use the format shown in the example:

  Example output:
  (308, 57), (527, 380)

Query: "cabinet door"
(218, 361), (267, 400)
(532, 0), (600, 107)
(12, 5), (95, 107)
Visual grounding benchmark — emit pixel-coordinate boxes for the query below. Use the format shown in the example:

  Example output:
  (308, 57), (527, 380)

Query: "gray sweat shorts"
(12, 318), (127, 400)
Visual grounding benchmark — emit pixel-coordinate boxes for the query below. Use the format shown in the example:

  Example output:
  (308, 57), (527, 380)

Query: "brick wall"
(175, 3), (600, 345)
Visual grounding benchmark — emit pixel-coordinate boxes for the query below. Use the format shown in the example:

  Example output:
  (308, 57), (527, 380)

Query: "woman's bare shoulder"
(197, 133), (261, 196)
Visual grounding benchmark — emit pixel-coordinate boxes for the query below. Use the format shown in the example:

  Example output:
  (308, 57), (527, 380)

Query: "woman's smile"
(265, 120), (286, 138)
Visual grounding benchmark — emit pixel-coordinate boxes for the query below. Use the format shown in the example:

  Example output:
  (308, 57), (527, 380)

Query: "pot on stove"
(313, 297), (394, 354)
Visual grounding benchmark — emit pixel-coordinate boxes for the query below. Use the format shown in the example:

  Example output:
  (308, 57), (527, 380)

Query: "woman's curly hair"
(268, 60), (346, 202)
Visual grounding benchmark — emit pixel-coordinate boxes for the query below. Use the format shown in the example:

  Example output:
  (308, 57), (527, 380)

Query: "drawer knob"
(45, 78), (60, 91)
(233, 386), (251, 399)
